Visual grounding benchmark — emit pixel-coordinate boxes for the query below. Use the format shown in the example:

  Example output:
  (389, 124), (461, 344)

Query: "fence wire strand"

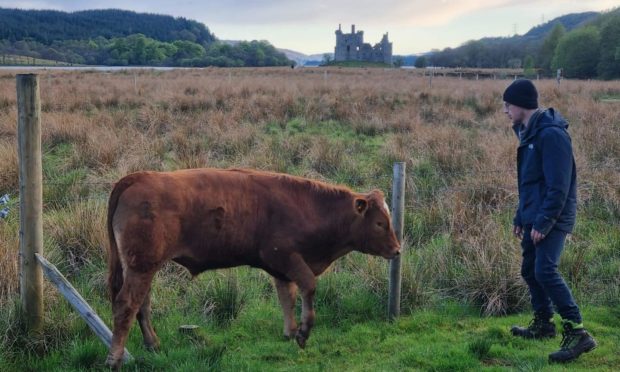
(0, 164), (616, 212)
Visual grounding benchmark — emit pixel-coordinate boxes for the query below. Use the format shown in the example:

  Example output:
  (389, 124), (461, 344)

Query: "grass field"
(323, 60), (393, 68)
(1, 281), (618, 371)
(0, 67), (618, 370)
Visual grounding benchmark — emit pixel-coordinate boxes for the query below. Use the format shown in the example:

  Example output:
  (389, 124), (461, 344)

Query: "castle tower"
(334, 25), (392, 64)
(382, 33), (393, 65)
(335, 24), (364, 61)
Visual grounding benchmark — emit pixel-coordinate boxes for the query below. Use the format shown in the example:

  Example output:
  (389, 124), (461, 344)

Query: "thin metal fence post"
(388, 162), (406, 320)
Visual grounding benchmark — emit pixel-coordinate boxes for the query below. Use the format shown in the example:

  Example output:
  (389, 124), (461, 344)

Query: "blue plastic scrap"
(0, 194), (9, 219)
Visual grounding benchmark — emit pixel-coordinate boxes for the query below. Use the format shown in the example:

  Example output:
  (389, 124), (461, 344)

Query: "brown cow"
(105, 168), (400, 369)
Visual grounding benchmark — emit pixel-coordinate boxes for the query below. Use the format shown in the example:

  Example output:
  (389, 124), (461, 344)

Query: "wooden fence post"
(17, 74), (44, 333)
(388, 162), (406, 320)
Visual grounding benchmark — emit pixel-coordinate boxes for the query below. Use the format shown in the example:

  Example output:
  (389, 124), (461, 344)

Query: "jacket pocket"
(520, 183), (540, 223)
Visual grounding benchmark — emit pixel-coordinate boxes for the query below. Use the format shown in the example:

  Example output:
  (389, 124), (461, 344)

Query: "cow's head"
(352, 190), (401, 259)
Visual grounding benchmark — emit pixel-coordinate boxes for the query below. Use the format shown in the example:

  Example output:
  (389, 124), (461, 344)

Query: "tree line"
(425, 9), (620, 79)
(0, 8), (291, 67)
(0, 35), (291, 67)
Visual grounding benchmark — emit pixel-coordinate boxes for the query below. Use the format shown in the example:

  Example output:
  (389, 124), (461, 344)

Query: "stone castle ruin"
(334, 24), (393, 65)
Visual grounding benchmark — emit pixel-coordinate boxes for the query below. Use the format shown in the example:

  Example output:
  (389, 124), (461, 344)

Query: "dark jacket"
(513, 108), (577, 235)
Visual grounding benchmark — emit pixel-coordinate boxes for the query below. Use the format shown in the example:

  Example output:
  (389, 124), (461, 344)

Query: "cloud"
(188, 1), (522, 26)
(0, 1), (534, 25)
(1, 0), (616, 27)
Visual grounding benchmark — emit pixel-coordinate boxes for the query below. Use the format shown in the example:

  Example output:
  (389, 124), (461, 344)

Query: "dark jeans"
(520, 226), (582, 323)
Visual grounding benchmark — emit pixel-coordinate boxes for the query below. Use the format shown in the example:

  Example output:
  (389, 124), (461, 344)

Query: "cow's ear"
(355, 198), (368, 215)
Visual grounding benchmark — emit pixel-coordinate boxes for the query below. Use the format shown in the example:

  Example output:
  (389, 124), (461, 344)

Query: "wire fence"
(0, 163), (618, 212)
(2, 165), (617, 317)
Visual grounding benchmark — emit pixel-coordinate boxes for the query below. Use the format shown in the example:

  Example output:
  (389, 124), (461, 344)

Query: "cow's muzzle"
(384, 247), (401, 259)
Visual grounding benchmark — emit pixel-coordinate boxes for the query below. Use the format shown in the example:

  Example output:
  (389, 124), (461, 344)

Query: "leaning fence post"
(35, 254), (133, 362)
(17, 74), (44, 333)
(388, 162), (406, 320)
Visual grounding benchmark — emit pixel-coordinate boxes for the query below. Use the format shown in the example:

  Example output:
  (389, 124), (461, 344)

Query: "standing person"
(502, 79), (596, 363)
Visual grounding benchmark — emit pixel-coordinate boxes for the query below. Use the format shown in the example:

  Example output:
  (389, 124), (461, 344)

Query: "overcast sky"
(1, 1), (617, 55)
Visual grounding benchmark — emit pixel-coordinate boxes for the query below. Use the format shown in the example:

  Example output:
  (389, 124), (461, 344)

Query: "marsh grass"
(0, 68), (618, 369)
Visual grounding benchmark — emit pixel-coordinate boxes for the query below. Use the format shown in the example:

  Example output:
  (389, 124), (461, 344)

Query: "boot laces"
(559, 329), (578, 350)
(529, 315), (547, 331)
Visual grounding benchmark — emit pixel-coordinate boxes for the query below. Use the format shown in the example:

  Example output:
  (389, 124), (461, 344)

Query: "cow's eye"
(376, 222), (384, 228)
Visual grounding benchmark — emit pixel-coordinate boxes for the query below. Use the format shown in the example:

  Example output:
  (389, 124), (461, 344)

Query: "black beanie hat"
(503, 79), (538, 109)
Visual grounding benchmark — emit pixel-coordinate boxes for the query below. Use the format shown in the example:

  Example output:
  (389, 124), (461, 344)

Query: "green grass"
(1, 271), (617, 372)
(593, 92), (620, 103)
(2, 112), (617, 370)
(261, 117), (392, 189)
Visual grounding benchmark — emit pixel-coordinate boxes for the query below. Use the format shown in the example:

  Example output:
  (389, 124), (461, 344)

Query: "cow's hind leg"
(296, 278), (316, 349)
(274, 278), (298, 339)
(137, 288), (160, 351)
(106, 270), (155, 370)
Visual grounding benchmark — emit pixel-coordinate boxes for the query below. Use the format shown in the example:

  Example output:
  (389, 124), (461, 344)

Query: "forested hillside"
(0, 8), (215, 44)
(0, 8), (292, 67)
(522, 12), (599, 39)
(428, 9), (620, 79)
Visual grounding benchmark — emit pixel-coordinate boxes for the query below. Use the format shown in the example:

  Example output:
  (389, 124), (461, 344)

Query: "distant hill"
(0, 8), (292, 67)
(279, 48), (419, 67)
(427, 10), (619, 73)
(277, 49), (332, 66)
(523, 12), (599, 39)
(279, 48), (311, 65)
(0, 8), (215, 45)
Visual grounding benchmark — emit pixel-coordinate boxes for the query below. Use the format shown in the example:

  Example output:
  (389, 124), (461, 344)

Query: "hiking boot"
(511, 313), (556, 339)
(549, 321), (597, 363)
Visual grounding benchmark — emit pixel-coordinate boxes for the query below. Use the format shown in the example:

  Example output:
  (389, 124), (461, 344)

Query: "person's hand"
(531, 228), (546, 245)
(513, 225), (523, 239)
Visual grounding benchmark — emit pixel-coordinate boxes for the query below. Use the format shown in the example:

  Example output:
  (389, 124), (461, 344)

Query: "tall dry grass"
(0, 67), (618, 314)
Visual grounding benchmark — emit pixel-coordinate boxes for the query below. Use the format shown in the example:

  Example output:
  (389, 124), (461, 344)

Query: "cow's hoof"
(283, 327), (297, 340)
(144, 343), (160, 352)
(105, 354), (122, 370)
(144, 337), (160, 352)
(295, 331), (307, 349)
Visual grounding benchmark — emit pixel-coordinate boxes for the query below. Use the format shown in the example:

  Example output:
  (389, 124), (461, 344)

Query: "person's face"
(503, 102), (524, 125)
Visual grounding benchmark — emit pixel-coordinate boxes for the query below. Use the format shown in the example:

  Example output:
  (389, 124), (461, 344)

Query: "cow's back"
(112, 168), (358, 276)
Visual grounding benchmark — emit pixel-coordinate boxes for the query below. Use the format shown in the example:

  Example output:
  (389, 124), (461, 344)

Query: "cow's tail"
(107, 177), (134, 303)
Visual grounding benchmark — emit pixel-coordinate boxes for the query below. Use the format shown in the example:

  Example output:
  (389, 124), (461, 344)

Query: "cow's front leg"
(281, 254), (316, 349)
(263, 250), (316, 348)
(275, 278), (298, 339)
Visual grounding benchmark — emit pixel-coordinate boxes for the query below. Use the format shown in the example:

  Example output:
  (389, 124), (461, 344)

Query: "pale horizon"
(0, 1), (617, 55)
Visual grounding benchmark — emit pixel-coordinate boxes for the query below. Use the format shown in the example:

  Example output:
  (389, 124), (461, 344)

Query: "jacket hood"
(513, 108), (568, 144)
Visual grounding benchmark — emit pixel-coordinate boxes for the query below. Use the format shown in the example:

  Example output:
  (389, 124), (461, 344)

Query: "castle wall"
(335, 25), (392, 64)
